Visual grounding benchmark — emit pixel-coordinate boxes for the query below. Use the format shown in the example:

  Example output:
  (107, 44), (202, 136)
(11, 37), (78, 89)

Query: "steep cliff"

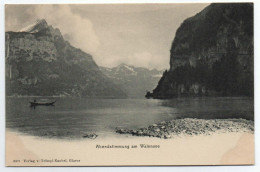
(150, 3), (253, 98)
(6, 19), (127, 98)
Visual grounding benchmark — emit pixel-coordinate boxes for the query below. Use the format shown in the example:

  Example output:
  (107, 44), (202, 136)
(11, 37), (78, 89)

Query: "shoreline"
(6, 118), (254, 141)
(5, 118), (255, 166)
(116, 118), (254, 139)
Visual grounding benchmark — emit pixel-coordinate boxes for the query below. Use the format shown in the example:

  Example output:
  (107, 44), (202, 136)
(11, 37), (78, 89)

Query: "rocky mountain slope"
(5, 19), (127, 98)
(100, 64), (163, 98)
(149, 3), (253, 98)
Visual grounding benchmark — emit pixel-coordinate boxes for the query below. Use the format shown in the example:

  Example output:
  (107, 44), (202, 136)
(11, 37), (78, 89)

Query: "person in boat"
(34, 99), (36, 103)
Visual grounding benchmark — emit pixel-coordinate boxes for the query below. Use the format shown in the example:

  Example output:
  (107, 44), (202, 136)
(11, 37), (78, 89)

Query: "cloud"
(5, 5), (35, 31)
(126, 52), (169, 69)
(97, 52), (169, 70)
(33, 5), (100, 54)
(5, 4), (208, 70)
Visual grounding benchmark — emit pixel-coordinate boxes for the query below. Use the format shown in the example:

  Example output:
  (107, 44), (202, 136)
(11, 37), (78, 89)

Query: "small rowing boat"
(30, 99), (56, 106)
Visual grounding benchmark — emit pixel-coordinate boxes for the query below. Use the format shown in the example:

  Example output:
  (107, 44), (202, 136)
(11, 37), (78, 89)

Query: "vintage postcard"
(5, 3), (254, 166)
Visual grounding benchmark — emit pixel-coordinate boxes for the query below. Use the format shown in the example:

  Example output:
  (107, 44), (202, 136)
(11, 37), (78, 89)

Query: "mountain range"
(100, 64), (163, 98)
(7, 3), (252, 99)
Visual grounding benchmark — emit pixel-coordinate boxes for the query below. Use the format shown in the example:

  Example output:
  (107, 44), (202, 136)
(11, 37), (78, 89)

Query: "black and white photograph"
(4, 2), (255, 166)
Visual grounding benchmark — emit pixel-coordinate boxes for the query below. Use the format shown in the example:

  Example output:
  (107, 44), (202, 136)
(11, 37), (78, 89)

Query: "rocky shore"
(116, 118), (254, 139)
(82, 133), (98, 139)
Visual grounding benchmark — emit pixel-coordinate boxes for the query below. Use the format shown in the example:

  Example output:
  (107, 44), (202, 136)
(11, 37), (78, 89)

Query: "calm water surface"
(6, 97), (254, 139)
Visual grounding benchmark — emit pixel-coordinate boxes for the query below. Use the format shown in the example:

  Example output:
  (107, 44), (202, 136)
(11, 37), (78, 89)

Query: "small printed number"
(13, 160), (20, 163)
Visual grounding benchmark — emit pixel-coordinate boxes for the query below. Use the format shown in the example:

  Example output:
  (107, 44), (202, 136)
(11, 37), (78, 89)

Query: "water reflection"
(160, 97), (254, 120)
(6, 97), (253, 139)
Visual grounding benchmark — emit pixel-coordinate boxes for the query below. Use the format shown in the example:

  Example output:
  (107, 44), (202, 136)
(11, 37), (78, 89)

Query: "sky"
(5, 3), (209, 70)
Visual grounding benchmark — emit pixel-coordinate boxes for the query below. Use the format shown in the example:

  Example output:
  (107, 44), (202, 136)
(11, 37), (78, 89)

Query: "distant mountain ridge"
(6, 19), (127, 98)
(100, 64), (164, 98)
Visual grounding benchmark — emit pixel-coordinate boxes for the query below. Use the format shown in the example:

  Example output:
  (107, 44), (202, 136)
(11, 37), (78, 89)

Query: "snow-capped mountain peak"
(19, 19), (48, 33)
(118, 63), (135, 72)
(99, 64), (164, 98)
(114, 63), (137, 75)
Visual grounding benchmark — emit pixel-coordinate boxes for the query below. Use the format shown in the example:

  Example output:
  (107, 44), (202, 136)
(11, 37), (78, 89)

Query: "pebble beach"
(116, 118), (254, 139)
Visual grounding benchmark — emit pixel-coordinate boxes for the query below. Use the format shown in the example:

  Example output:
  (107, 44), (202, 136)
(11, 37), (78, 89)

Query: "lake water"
(6, 97), (254, 139)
